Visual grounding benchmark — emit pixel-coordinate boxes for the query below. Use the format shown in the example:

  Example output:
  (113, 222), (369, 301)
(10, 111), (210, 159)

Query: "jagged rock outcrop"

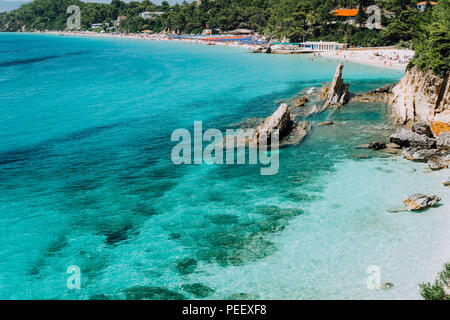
(428, 154), (449, 170)
(351, 84), (392, 103)
(411, 122), (433, 138)
(322, 63), (349, 108)
(403, 194), (441, 211)
(390, 128), (436, 149)
(252, 103), (294, 145)
(390, 67), (450, 126)
(437, 132), (450, 150)
(402, 147), (438, 161)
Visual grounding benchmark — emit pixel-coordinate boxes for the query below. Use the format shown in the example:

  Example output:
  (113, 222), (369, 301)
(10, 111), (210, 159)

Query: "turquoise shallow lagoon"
(0, 33), (448, 299)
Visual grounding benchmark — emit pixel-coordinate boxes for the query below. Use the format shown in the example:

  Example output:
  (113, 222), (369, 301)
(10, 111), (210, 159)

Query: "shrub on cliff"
(420, 263), (450, 300)
(409, 0), (450, 76)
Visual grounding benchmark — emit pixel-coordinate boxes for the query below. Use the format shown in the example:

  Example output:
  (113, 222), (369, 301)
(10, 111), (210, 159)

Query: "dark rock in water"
(436, 132), (450, 150)
(380, 282), (394, 290)
(443, 177), (450, 186)
(280, 121), (311, 146)
(402, 147), (438, 161)
(403, 194), (441, 211)
(169, 233), (181, 240)
(322, 63), (349, 108)
(411, 122), (433, 138)
(176, 258), (197, 275)
(351, 154), (371, 159)
(370, 84), (391, 94)
(89, 294), (110, 300)
(208, 214), (239, 225)
(428, 154), (448, 170)
(390, 128), (436, 149)
(125, 286), (185, 300)
(386, 208), (408, 213)
(104, 224), (133, 246)
(320, 121), (334, 126)
(295, 96), (309, 107)
(368, 142), (386, 150)
(228, 293), (257, 300)
(181, 283), (215, 298)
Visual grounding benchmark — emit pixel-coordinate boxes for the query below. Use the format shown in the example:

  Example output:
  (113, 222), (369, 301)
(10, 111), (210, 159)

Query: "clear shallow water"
(0, 33), (448, 300)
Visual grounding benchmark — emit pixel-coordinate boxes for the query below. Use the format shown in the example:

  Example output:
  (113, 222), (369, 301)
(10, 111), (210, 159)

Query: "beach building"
(230, 29), (254, 35)
(139, 12), (165, 19)
(299, 41), (348, 51)
(416, 1), (437, 11)
(91, 23), (103, 29)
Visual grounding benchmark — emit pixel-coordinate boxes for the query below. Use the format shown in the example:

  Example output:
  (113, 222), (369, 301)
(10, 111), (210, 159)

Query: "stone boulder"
(411, 122), (433, 138)
(402, 147), (438, 161)
(295, 96), (309, 107)
(322, 63), (349, 108)
(436, 132), (450, 150)
(403, 194), (441, 211)
(390, 128), (436, 149)
(443, 177), (450, 187)
(428, 154), (449, 170)
(253, 103), (294, 145)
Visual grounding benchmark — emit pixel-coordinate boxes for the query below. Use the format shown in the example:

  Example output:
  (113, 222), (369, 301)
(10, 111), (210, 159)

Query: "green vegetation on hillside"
(0, 0), (448, 74)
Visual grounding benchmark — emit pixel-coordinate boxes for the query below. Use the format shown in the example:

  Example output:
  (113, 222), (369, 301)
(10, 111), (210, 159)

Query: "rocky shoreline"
(248, 62), (449, 212)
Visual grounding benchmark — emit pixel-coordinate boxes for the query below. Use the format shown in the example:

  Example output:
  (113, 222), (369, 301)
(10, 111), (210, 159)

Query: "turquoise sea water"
(0, 33), (448, 300)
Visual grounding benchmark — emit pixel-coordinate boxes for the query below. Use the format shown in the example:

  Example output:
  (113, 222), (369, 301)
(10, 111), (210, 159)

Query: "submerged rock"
(403, 194), (441, 211)
(380, 282), (394, 290)
(386, 142), (401, 149)
(320, 121), (334, 126)
(443, 177), (450, 186)
(125, 285), (185, 300)
(390, 128), (436, 149)
(322, 63), (349, 108)
(295, 96), (309, 107)
(368, 142), (386, 150)
(355, 144), (370, 149)
(402, 147), (438, 161)
(176, 258), (197, 275)
(280, 121), (311, 146)
(427, 154), (449, 170)
(181, 283), (215, 298)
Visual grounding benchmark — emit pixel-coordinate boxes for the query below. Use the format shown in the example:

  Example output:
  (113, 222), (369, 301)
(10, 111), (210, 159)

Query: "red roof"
(333, 9), (359, 17)
(417, 1), (437, 5)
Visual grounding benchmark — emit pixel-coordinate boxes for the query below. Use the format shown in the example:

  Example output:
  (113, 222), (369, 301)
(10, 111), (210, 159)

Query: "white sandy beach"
(37, 31), (414, 71)
(320, 48), (414, 70)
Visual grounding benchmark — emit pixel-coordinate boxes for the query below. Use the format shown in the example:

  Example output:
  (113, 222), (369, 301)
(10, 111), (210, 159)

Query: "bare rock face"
(403, 194), (441, 211)
(351, 84), (392, 103)
(281, 121), (311, 146)
(437, 132), (450, 150)
(322, 63), (349, 108)
(411, 122), (433, 138)
(252, 103), (294, 145)
(402, 147), (438, 161)
(390, 128), (436, 149)
(390, 67), (450, 125)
